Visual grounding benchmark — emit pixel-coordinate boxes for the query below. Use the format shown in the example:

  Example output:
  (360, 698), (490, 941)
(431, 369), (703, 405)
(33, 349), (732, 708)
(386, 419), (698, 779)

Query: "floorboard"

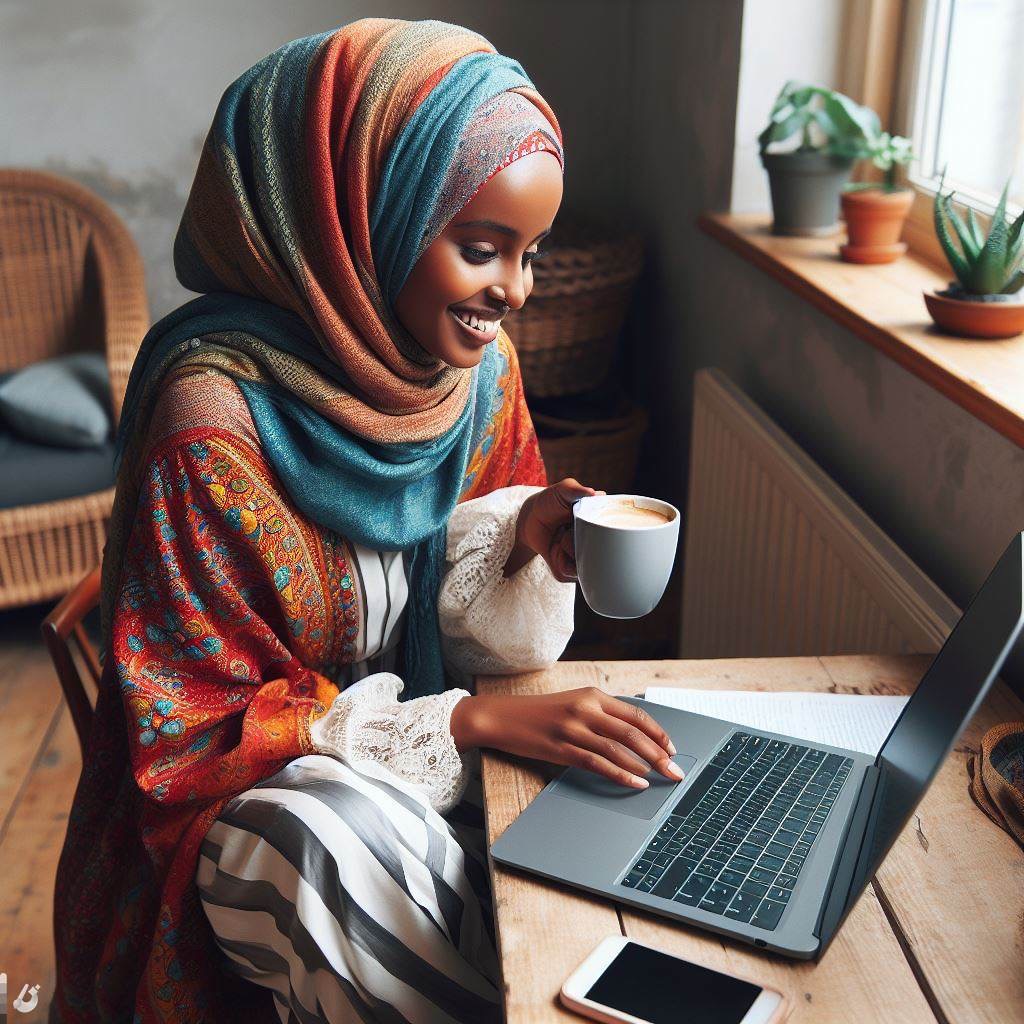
(0, 603), (80, 1018)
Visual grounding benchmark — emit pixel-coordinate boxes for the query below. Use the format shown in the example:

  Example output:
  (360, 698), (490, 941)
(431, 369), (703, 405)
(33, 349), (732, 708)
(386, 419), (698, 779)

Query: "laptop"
(490, 531), (1024, 959)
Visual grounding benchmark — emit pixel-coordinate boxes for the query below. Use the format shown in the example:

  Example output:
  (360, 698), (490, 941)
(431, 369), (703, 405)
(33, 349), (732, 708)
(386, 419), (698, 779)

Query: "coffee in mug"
(587, 498), (673, 529)
(572, 494), (680, 618)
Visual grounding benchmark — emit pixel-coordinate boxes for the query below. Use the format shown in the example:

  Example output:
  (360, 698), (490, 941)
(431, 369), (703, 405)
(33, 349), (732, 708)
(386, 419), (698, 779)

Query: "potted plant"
(759, 82), (878, 237)
(925, 172), (1024, 339)
(840, 132), (915, 264)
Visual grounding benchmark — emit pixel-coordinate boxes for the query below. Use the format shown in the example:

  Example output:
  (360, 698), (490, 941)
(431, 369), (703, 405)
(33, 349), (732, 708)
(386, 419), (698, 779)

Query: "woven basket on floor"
(534, 397), (649, 494)
(504, 216), (644, 398)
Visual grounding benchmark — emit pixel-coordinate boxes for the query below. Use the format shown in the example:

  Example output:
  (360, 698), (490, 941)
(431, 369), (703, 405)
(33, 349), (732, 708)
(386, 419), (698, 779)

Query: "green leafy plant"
(844, 131), (915, 192)
(761, 81), (914, 190)
(934, 170), (1024, 295)
(758, 81), (881, 158)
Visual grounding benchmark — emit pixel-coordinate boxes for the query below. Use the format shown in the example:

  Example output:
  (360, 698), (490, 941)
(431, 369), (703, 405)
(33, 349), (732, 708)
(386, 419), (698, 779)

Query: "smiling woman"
(47, 18), (616, 1024)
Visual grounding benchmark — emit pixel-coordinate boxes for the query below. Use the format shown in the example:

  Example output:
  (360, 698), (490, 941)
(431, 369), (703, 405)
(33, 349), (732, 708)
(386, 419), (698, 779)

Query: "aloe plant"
(934, 171), (1024, 296)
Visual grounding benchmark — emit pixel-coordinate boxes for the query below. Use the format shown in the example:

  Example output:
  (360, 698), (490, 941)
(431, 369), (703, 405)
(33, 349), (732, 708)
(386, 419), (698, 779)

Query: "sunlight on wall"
(729, 0), (846, 214)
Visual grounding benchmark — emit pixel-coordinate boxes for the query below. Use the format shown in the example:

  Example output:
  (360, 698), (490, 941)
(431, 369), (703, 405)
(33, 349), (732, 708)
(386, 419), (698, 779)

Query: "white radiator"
(680, 369), (959, 659)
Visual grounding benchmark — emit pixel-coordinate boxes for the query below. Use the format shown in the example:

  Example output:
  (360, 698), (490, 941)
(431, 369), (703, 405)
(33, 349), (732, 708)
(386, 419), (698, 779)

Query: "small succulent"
(934, 170), (1024, 296)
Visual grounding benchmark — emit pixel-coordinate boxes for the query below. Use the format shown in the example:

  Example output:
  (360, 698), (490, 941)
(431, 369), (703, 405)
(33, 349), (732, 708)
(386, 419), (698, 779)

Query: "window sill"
(699, 212), (1024, 449)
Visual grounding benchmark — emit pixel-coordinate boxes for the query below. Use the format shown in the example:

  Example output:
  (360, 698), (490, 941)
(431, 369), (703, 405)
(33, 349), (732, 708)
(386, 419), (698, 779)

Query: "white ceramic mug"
(572, 493), (680, 618)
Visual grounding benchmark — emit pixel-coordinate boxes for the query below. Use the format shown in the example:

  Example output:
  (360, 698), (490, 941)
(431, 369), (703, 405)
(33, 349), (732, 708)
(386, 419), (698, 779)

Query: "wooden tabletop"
(478, 655), (1024, 1024)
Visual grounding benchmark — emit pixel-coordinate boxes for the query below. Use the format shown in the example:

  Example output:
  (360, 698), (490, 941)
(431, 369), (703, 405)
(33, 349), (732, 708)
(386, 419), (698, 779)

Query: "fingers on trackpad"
(550, 755), (697, 820)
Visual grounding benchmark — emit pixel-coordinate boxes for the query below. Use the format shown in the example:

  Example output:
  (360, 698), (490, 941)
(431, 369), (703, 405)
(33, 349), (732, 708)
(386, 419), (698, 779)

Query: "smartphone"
(560, 936), (789, 1024)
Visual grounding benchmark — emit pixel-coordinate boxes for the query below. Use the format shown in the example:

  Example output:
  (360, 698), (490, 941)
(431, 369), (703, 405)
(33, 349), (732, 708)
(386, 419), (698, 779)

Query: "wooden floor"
(0, 602), (81, 1018)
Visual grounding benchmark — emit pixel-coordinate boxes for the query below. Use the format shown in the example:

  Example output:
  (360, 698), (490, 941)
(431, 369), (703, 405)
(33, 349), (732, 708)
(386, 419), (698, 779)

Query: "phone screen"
(584, 942), (762, 1024)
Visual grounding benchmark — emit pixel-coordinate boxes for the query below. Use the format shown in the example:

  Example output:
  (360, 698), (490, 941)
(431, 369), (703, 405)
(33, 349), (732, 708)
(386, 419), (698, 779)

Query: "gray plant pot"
(761, 150), (855, 237)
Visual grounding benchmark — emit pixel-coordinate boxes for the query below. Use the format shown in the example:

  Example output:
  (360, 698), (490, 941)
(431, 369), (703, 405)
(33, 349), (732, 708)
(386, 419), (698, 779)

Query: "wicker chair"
(0, 169), (148, 609)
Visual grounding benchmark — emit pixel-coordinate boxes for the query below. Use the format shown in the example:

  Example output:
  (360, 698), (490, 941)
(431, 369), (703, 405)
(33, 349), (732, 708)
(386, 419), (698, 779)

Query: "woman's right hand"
(450, 688), (684, 789)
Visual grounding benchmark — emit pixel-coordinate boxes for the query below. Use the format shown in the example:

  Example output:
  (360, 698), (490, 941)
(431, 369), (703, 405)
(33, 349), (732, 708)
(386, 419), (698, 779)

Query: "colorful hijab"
(102, 18), (564, 699)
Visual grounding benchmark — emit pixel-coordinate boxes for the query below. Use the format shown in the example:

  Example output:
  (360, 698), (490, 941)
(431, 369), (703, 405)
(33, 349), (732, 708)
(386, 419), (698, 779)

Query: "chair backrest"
(0, 168), (149, 422)
(41, 567), (102, 758)
(0, 176), (103, 373)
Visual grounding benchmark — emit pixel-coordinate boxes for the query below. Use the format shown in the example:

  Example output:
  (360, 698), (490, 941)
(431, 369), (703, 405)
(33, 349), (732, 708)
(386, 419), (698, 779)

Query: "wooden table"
(479, 655), (1024, 1024)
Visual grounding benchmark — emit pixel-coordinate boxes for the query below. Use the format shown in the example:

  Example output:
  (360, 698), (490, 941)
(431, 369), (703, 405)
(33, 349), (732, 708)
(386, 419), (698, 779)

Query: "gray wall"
(6, 0), (1022, 668)
(1, 0), (633, 319)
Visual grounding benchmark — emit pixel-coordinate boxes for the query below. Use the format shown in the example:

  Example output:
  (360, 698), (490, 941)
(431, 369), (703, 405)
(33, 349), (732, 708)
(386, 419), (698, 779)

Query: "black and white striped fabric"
(197, 543), (502, 1023)
(197, 757), (500, 1024)
(333, 544), (409, 688)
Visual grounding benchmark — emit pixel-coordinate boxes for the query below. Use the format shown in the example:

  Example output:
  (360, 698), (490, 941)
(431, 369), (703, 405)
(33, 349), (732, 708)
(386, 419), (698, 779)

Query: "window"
(905, 0), (1024, 213)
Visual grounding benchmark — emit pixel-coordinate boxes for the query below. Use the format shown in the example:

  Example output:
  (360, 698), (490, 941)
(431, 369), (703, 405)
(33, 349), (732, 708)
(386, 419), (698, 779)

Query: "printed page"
(643, 688), (909, 756)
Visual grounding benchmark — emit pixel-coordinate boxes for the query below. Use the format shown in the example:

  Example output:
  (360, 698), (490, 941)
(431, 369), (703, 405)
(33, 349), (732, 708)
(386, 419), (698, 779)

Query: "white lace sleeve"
(438, 484), (576, 683)
(308, 672), (472, 815)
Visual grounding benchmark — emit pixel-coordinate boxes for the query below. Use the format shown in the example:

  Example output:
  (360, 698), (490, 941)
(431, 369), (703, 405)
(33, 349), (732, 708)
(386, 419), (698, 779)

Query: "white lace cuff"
(438, 484), (576, 682)
(308, 672), (472, 815)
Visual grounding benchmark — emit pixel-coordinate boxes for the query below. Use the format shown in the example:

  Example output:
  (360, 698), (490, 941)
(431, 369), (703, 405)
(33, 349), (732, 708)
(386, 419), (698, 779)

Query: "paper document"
(642, 688), (909, 756)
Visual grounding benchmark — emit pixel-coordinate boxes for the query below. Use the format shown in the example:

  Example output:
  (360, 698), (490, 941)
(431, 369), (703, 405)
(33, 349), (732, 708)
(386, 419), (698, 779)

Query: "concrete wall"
(0, 0), (633, 319)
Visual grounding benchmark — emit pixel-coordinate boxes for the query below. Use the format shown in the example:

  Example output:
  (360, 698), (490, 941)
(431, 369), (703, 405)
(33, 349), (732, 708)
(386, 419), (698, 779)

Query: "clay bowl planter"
(924, 289), (1024, 339)
(840, 187), (914, 264)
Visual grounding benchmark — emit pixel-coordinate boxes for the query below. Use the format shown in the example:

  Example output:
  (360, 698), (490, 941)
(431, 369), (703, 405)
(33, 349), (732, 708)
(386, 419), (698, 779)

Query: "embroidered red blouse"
(50, 333), (545, 1024)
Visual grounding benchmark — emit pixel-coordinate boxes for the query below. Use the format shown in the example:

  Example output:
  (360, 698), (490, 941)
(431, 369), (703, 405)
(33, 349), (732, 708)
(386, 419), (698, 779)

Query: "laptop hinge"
(813, 764), (879, 950)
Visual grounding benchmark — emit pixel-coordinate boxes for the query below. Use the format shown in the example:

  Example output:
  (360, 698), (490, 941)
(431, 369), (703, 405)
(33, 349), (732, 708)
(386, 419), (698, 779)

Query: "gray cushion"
(0, 428), (116, 508)
(0, 352), (112, 448)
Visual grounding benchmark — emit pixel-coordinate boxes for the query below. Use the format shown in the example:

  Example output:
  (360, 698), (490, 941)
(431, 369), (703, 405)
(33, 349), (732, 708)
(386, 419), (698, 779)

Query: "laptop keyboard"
(620, 732), (853, 932)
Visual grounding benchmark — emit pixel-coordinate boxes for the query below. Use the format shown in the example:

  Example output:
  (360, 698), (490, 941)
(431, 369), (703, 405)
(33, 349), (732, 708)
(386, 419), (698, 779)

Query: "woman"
(50, 19), (678, 1024)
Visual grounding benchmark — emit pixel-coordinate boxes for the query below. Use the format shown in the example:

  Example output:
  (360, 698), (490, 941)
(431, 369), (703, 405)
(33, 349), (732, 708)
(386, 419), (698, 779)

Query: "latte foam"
(589, 499), (672, 529)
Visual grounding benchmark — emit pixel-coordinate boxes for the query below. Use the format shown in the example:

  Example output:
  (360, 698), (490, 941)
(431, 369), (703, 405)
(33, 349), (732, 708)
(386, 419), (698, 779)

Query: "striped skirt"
(196, 754), (502, 1024)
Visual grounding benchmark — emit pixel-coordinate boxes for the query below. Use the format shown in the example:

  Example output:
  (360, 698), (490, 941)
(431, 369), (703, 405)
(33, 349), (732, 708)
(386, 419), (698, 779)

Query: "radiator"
(679, 369), (959, 659)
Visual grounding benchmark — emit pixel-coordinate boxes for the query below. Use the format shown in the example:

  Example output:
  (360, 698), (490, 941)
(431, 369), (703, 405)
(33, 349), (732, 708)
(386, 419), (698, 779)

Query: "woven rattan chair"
(0, 169), (148, 609)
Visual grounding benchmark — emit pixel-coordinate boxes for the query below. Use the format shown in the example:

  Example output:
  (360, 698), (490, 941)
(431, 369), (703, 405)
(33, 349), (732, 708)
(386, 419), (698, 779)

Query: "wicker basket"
(505, 216), (644, 398)
(533, 393), (649, 493)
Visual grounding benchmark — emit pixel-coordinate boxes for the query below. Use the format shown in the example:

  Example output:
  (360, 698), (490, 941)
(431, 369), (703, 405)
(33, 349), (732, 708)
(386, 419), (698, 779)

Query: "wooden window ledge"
(699, 212), (1024, 449)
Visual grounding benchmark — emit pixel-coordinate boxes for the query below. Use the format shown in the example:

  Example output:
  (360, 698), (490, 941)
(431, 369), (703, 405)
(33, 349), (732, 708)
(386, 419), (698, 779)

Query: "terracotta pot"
(840, 187), (914, 263)
(924, 290), (1024, 339)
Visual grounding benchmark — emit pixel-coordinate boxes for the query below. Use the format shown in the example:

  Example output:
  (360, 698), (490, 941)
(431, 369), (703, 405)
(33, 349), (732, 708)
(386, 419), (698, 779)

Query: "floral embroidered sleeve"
(111, 428), (340, 806)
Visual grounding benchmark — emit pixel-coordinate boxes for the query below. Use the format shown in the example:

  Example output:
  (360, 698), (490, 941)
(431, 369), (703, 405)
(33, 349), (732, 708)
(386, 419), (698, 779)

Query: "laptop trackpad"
(549, 755), (697, 820)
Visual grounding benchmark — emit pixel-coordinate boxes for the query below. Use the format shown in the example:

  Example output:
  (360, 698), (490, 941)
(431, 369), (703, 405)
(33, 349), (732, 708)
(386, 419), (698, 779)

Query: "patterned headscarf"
(103, 18), (564, 699)
(411, 90), (564, 302)
(167, 19), (564, 436)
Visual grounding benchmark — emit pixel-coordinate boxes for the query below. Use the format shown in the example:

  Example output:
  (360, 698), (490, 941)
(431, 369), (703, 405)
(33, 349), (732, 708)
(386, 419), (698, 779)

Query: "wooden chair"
(41, 567), (102, 758)
(0, 169), (149, 609)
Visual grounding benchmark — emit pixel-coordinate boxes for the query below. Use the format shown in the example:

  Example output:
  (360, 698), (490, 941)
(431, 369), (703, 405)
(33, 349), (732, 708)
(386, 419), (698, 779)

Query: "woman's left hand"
(508, 478), (605, 582)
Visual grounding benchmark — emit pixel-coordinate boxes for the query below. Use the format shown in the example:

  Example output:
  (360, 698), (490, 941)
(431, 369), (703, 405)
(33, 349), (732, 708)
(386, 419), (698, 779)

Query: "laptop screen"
(843, 532), (1023, 920)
